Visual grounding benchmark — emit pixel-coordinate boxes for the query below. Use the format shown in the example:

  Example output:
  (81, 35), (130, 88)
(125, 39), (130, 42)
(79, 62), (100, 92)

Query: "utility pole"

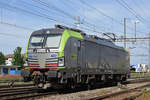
(134, 22), (136, 42)
(76, 16), (81, 29)
(124, 18), (126, 49)
(148, 32), (150, 68)
(134, 21), (139, 42)
(1, 8), (2, 23)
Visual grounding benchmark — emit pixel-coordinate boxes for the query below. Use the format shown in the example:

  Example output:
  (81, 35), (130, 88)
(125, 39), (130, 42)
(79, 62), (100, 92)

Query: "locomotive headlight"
(58, 57), (64, 66)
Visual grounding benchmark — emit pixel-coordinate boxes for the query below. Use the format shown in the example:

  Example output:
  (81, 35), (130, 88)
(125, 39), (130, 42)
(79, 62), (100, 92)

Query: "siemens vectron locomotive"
(21, 25), (130, 89)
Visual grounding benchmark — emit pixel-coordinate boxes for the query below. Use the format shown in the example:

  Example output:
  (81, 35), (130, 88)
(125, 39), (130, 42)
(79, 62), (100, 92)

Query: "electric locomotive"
(21, 25), (130, 89)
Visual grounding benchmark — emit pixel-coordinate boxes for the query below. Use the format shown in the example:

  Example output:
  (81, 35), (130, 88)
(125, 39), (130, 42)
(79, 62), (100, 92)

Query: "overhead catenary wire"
(64, 0), (130, 35)
(121, 0), (146, 21)
(79, 0), (133, 35)
(132, 0), (150, 21)
(31, 0), (102, 29)
(31, 0), (77, 20)
(0, 32), (24, 38)
(0, 21), (34, 30)
(0, 2), (77, 28)
(30, 0), (106, 35)
(79, 0), (147, 35)
(0, 1), (106, 38)
(60, 0), (108, 32)
(24, 0), (104, 34)
(116, 0), (143, 21)
(0, 1), (147, 39)
(116, 0), (149, 27)
(79, 0), (124, 25)
(20, 0), (67, 19)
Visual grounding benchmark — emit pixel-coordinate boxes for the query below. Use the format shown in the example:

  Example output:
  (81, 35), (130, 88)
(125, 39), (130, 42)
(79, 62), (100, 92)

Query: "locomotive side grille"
(28, 59), (38, 62)
(28, 58), (38, 60)
(28, 59), (38, 64)
(46, 58), (58, 64)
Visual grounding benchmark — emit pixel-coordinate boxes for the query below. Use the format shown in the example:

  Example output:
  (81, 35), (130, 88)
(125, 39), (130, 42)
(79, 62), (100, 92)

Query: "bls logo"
(28, 55), (37, 58)
(50, 53), (58, 58)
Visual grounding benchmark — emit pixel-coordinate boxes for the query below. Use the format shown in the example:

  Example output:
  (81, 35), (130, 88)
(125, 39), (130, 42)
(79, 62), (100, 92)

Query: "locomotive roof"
(31, 28), (125, 51)
(31, 28), (64, 35)
(83, 35), (124, 50)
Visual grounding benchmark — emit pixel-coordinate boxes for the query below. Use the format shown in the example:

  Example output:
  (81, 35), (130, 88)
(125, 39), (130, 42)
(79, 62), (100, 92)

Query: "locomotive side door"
(77, 40), (85, 69)
(70, 38), (85, 70)
(77, 40), (81, 68)
(70, 38), (78, 68)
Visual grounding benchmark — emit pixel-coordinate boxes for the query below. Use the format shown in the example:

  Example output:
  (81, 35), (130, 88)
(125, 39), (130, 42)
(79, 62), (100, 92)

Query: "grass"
(0, 78), (23, 82)
(0, 75), (33, 86)
(130, 72), (150, 78)
(0, 75), (23, 82)
(0, 81), (33, 85)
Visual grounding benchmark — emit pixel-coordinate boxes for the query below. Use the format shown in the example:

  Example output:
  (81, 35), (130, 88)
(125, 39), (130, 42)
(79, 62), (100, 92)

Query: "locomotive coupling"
(43, 83), (52, 89)
(21, 69), (31, 82)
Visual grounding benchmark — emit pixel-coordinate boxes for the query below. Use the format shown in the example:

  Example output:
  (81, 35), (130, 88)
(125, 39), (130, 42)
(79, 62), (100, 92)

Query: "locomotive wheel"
(23, 77), (28, 82)
(121, 76), (127, 84)
(33, 75), (40, 86)
(23, 77), (31, 82)
(67, 78), (76, 89)
(87, 84), (91, 90)
(87, 80), (95, 90)
(71, 83), (75, 89)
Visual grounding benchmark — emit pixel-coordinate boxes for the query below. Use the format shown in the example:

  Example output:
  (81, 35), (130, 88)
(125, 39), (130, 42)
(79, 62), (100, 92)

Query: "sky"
(0, 0), (150, 65)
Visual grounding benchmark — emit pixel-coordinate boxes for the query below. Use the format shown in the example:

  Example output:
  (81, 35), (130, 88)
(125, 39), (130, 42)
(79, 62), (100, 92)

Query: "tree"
(0, 52), (5, 65)
(12, 47), (24, 68)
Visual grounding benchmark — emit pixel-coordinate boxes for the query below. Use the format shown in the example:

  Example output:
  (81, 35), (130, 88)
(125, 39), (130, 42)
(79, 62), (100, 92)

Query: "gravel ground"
(135, 89), (150, 100)
(38, 82), (150, 100)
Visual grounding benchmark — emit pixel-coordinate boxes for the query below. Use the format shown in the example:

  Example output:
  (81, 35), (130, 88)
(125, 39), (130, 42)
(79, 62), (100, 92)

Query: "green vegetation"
(130, 70), (135, 73)
(12, 47), (24, 69)
(130, 72), (150, 78)
(136, 89), (150, 100)
(142, 88), (147, 97)
(0, 51), (5, 65)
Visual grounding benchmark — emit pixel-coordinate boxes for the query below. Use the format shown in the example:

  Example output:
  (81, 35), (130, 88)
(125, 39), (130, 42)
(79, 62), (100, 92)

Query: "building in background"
(131, 64), (149, 72)
(5, 54), (27, 66)
(0, 54), (26, 75)
(0, 65), (20, 75)
(5, 54), (13, 66)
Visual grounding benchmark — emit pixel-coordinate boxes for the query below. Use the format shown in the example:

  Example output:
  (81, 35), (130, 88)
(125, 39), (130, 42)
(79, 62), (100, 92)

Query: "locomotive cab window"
(45, 34), (62, 48)
(29, 35), (44, 48)
(29, 34), (62, 48)
(77, 40), (81, 47)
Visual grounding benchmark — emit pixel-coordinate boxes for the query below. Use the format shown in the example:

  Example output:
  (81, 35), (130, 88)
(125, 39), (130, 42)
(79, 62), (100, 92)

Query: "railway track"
(0, 86), (34, 100)
(87, 77), (150, 100)
(0, 83), (33, 89)
(127, 77), (150, 83)
(89, 82), (150, 100)
(0, 86), (58, 100)
(0, 77), (150, 100)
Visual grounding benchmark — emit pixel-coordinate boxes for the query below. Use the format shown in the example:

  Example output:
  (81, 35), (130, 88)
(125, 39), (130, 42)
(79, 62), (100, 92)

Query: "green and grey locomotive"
(21, 25), (130, 89)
